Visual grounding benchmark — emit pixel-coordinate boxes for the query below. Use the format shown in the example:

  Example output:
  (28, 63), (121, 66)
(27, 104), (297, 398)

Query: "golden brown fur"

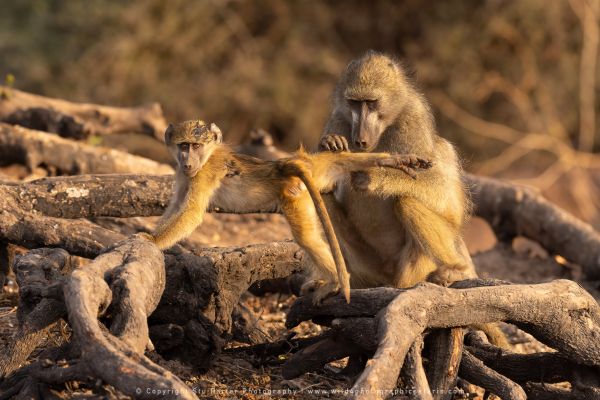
(319, 51), (508, 346)
(320, 51), (474, 289)
(151, 119), (431, 304)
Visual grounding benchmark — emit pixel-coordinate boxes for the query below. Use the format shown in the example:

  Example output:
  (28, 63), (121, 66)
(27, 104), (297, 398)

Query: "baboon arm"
(152, 174), (222, 250)
(359, 162), (458, 200)
(156, 171), (189, 225)
(305, 151), (426, 193)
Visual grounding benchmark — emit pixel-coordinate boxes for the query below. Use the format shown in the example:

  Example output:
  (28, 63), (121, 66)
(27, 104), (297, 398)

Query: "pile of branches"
(0, 90), (599, 399)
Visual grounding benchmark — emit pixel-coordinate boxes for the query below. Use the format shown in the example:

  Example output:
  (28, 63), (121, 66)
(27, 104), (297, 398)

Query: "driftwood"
(0, 123), (173, 175)
(0, 86), (167, 140)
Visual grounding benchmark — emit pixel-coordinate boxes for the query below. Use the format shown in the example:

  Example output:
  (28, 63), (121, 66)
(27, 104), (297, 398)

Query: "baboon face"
(341, 52), (402, 152)
(165, 121), (222, 177)
(176, 142), (207, 177)
(346, 97), (384, 151)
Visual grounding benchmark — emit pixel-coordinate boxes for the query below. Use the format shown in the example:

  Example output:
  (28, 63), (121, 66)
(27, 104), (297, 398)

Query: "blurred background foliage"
(2, 0), (600, 222)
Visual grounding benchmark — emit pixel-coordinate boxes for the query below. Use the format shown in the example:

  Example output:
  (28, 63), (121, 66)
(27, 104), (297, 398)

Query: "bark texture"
(0, 86), (167, 140)
(3, 172), (598, 279)
(0, 123), (173, 175)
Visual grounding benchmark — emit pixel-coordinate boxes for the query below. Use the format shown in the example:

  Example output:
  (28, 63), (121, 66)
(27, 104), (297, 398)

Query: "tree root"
(280, 279), (600, 400)
(0, 237), (304, 398)
(0, 235), (196, 399)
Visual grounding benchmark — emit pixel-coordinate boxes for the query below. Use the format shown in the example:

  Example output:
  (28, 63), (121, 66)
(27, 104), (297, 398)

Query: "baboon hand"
(225, 160), (241, 178)
(319, 134), (349, 152)
(377, 154), (432, 179)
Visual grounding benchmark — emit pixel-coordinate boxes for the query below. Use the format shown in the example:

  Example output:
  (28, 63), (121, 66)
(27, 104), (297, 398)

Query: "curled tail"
(283, 159), (351, 303)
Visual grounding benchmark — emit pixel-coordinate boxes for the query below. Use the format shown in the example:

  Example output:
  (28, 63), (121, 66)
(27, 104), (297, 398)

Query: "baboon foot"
(427, 265), (471, 286)
(300, 279), (340, 305)
(377, 153), (433, 179)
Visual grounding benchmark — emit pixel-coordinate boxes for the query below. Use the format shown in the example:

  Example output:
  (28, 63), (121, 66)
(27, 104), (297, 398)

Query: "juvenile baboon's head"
(164, 120), (222, 177)
(337, 51), (409, 151)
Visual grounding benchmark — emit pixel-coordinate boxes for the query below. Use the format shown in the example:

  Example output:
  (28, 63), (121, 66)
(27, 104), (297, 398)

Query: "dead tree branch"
(0, 123), (173, 175)
(464, 331), (600, 386)
(468, 173), (600, 279)
(399, 336), (432, 400)
(0, 86), (167, 140)
(459, 350), (526, 400)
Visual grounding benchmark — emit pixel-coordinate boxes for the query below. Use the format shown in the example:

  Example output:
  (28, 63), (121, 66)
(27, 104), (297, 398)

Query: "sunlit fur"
(320, 51), (508, 347)
(151, 119), (431, 304)
(322, 51), (473, 288)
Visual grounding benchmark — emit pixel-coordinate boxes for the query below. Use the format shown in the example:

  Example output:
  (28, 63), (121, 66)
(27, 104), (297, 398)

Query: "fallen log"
(0, 182), (123, 257)
(0, 174), (171, 220)
(468, 173), (600, 279)
(0, 123), (173, 175)
(3, 173), (599, 279)
(0, 86), (167, 140)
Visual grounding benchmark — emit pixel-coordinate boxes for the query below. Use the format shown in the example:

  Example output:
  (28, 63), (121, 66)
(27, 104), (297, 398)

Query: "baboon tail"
(284, 159), (351, 303)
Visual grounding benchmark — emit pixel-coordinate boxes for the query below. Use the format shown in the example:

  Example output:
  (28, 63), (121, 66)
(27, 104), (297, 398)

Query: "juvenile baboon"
(149, 119), (431, 304)
(319, 51), (508, 346)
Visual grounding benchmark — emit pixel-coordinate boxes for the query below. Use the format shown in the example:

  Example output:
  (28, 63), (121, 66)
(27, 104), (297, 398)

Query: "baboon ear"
(165, 123), (174, 144)
(210, 123), (222, 143)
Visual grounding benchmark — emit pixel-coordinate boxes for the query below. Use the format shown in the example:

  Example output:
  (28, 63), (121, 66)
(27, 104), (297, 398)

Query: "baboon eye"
(366, 99), (378, 110)
(192, 143), (201, 150)
(348, 99), (361, 107)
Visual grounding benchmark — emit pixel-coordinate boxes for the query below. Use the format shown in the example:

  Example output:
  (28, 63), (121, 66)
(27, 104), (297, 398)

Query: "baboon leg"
(393, 243), (438, 289)
(322, 195), (391, 288)
(280, 177), (339, 303)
